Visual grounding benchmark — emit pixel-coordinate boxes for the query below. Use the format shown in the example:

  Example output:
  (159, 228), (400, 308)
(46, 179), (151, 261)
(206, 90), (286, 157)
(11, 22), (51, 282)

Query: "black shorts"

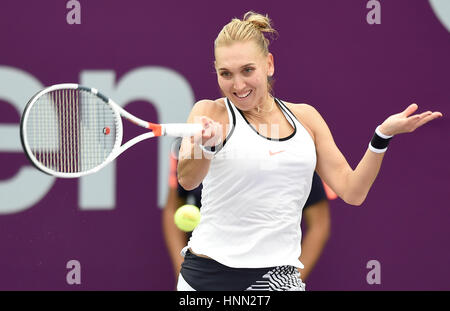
(178, 250), (305, 291)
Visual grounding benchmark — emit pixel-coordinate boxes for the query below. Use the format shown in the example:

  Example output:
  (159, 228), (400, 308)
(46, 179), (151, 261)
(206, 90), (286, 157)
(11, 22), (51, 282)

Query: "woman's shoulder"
(280, 100), (322, 141)
(191, 97), (229, 124)
(281, 100), (319, 116)
(193, 98), (227, 112)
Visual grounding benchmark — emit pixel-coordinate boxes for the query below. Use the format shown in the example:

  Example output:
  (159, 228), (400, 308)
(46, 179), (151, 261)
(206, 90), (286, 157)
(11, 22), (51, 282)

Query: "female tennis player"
(176, 11), (443, 291)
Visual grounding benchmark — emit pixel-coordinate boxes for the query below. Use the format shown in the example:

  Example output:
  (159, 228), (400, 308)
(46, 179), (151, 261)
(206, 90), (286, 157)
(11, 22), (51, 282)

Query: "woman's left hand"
(379, 103), (443, 136)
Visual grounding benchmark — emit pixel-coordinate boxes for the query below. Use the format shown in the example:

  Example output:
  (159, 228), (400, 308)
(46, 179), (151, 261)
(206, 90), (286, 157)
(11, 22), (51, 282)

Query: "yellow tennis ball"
(174, 204), (201, 232)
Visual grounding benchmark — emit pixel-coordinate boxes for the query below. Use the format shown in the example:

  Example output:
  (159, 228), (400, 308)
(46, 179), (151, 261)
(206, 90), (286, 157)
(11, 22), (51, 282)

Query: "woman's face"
(215, 40), (274, 111)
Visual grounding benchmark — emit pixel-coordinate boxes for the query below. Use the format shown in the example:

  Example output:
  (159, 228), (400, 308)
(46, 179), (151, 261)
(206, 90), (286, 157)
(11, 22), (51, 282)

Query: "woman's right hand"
(191, 116), (223, 147)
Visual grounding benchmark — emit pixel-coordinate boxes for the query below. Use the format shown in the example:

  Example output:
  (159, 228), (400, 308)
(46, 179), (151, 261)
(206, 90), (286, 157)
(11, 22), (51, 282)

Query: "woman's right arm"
(177, 100), (226, 190)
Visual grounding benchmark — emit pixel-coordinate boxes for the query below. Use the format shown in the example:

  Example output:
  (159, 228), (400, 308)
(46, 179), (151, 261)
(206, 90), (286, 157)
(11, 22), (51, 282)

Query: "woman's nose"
(232, 77), (246, 91)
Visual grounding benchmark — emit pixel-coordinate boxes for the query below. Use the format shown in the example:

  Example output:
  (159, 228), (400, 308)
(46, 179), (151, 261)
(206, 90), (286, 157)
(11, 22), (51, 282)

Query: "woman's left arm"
(301, 103), (442, 206)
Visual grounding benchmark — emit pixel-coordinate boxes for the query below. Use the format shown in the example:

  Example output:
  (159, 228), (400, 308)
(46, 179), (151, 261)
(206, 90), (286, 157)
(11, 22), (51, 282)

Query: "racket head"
(20, 83), (123, 178)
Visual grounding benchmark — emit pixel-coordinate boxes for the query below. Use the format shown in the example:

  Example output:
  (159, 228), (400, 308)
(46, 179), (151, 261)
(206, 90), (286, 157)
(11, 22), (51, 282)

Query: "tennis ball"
(174, 204), (201, 232)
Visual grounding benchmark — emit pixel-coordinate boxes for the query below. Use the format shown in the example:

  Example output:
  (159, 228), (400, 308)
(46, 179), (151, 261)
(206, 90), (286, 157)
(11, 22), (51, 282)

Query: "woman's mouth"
(234, 90), (252, 99)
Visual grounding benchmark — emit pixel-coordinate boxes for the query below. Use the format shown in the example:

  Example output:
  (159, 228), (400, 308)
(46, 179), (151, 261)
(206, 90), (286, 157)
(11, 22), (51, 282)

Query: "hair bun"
(243, 11), (276, 35)
(214, 11), (278, 54)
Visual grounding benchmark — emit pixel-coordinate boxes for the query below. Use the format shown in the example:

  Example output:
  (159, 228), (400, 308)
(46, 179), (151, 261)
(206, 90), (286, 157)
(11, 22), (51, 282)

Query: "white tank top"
(187, 98), (317, 269)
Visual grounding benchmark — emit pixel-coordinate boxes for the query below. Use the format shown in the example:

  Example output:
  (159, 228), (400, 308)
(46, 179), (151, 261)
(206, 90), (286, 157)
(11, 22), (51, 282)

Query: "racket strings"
(25, 88), (118, 174)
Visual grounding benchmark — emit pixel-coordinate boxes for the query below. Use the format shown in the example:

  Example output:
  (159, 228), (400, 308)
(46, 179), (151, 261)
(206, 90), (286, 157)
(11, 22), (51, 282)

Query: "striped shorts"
(177, 249), (306, 291)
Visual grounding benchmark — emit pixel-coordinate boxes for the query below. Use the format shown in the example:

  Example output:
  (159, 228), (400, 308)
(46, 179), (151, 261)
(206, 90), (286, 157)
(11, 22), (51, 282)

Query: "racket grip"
(163, 123), (203, 137)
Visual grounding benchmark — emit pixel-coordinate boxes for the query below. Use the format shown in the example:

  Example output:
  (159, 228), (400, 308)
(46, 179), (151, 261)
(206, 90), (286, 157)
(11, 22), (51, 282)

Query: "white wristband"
(369, 125), (394, 153)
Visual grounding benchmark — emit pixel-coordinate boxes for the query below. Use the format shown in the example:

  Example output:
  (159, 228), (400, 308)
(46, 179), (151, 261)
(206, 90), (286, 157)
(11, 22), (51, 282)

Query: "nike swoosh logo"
(269, 150), (285, 156)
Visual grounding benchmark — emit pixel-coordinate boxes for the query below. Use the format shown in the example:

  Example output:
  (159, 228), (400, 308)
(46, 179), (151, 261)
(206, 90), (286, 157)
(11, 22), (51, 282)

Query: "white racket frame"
(21, 83), (201, 178)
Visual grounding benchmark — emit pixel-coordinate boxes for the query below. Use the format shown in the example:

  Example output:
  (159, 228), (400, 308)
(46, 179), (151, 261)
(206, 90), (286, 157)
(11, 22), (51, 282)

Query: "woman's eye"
(243, 67), (254, 74)
(220, 71), (231, 77)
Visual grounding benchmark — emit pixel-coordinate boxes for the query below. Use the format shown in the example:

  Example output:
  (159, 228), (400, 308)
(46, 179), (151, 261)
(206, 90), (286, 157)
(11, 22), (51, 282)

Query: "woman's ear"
(267, 53), (274, 77)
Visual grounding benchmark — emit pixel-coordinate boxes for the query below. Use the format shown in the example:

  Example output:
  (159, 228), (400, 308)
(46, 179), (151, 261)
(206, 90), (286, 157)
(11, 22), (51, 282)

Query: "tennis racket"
(20, 83), (201, 178)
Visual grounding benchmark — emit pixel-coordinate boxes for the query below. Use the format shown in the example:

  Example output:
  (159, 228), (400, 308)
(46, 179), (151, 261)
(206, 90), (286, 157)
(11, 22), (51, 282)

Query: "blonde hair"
(214, 11), (278, 55)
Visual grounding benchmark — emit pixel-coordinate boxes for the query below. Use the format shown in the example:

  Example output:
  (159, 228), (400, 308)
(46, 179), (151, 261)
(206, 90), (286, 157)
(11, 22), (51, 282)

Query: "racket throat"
(148, 123), (163, 136)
